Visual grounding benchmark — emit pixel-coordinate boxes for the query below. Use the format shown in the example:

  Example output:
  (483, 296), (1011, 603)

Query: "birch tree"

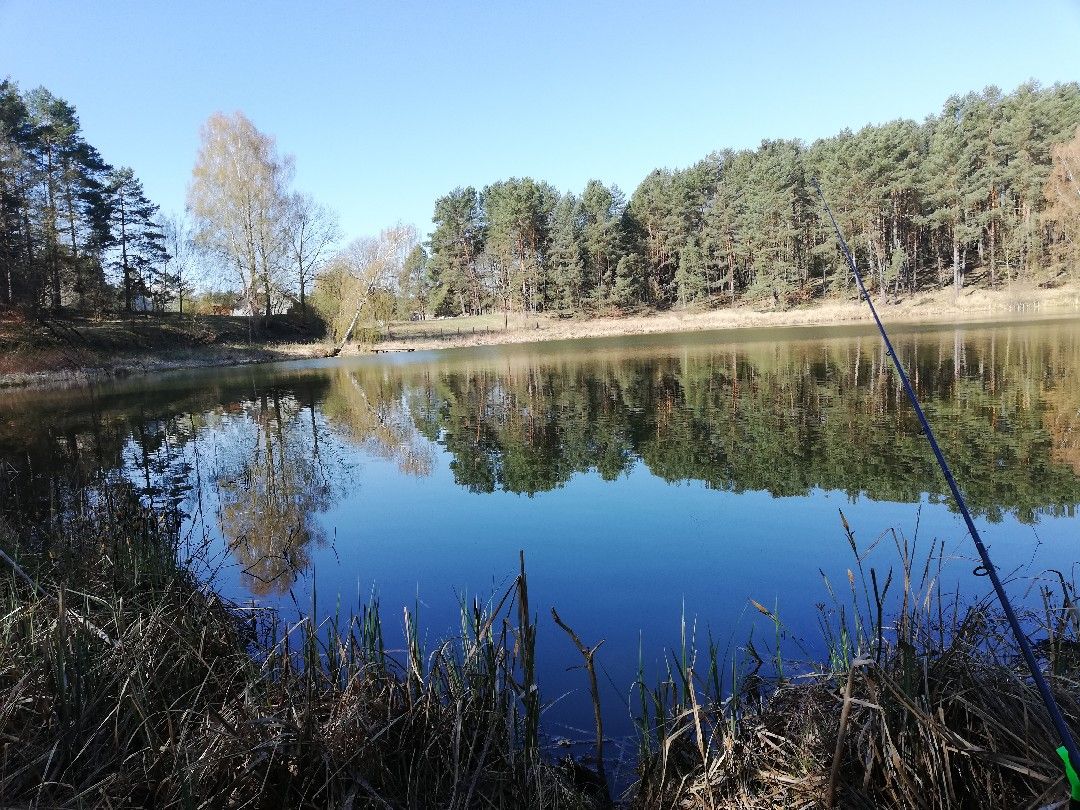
(161, 212), (199, 315)
(284, 191), (338, 319)
(327, 224), (417, 355)
(186, 112), (292, 328)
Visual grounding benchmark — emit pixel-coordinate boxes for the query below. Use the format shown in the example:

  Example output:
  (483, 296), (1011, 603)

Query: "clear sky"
(3, 1), (1079, 241)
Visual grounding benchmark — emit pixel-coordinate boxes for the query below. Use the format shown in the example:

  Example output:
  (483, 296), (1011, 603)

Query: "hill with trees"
(406, 82), (1080, 320)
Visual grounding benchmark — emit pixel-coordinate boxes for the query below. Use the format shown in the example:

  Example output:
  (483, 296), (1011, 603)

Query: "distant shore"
(0, 313), (327, 391)
(0, 342), (326, 391)
(371, 279), (1080, 353)
(4, 281), (1079, 390)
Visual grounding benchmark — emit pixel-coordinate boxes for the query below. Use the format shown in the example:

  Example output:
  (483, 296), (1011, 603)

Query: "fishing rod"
(812, 179), (1080, 805)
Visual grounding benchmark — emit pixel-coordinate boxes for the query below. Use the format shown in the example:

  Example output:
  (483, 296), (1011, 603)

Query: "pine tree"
(581, 180), (626, 308)
(1043, 126), (1080, 274)
(612, 253), (644, 309)
(428, 187), (485, 316)
(27, 87), (114, 311)
(549, 193), (586, 312)
(0, 80), (36, 305)
(107, 167), (167, 312)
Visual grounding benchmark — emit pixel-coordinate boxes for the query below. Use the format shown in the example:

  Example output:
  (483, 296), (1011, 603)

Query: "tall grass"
(632, 517), (1080, 809)
(2, 486), (1079, 808)
(0, 481), (600, 808)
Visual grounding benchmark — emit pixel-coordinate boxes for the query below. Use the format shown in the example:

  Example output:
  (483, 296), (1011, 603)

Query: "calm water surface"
(4, 317), (1080, 745)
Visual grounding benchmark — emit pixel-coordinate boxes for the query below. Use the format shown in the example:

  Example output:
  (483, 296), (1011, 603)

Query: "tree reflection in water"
(214, 371), (436, 595)
(4, 321), (1080, 594)
(215, 390), (337, 595)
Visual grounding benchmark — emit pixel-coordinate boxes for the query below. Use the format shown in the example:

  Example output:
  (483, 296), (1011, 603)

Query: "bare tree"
(328, 223), (418, 356)
(186, 111), (293, 332)
(284, 192), (339, 319)
(161, 212), (201, 315)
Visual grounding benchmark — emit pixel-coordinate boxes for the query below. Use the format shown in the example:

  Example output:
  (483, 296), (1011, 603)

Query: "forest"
(0, 82), (334, 319)
(2, 79), (1080, 328)
(0, 81), (176, 313)
(414, 81), (1080, 319)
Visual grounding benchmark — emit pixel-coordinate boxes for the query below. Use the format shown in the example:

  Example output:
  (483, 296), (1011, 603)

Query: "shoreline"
(0, 342), (328, 391)
(373, 280), (1080, 353)
(4, 281), (1079, 390)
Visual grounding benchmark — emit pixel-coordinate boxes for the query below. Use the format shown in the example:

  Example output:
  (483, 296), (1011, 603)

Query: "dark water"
(4, 317), (1080, 747)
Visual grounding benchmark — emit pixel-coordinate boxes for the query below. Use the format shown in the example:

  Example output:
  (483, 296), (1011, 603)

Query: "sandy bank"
(368, 281), (1080, 353)
(5, 282), (1079, 389)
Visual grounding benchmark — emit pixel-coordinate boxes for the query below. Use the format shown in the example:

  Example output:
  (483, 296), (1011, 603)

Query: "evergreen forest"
(0, 80), (173, 313)
(416, 82), (1080, 317)
(3, 79), (1080, 321)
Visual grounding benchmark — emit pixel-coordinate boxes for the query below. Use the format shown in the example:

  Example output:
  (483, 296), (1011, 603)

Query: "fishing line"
(812, 179), (1080, 803)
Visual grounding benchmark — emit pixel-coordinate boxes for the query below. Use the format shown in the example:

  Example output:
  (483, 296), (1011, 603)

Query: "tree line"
(5, 78), (1079, 328)
(403, 82), (1080, 319)
(0, 80), (181, 313)
(0, 82), (342, 321)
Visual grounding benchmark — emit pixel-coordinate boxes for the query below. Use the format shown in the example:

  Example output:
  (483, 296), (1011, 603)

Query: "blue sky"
(3, 1), (1079, 241)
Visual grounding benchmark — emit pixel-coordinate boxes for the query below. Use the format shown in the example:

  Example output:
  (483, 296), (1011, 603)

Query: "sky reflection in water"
(4, 318), (1080, 743)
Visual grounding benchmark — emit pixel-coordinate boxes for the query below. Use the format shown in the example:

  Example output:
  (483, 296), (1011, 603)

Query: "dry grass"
(0, 312), (329, 389)
(374, 281), (1080, 353)
(633, 519), (1080, 809)
(2, 486), (1078, 808)
(0, 483), (602, 808)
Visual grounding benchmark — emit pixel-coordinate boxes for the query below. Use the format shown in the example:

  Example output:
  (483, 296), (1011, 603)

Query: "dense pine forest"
(415, 81), (1080, 318)
(2, 79), (1079, 322)
(0, 80), (177, 314)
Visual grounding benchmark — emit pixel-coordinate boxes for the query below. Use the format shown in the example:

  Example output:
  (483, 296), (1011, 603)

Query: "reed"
(3, 485), (1078, 808)
(632, 521), (1080, 809)
(0, 480), (600, 808)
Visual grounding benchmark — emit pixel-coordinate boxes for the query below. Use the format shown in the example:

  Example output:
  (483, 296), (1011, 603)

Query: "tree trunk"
(330, 285), (374, 357)
(120, 193), (131, 313)
(331, 305), (363, 357)
(21, 205), (32, 303)
(952, 237), (962, 298)
(989, 218), (997, 287)
(44, 145), (61, 312)
(64, 183), (83, 309)
(912, 238), (919, 293)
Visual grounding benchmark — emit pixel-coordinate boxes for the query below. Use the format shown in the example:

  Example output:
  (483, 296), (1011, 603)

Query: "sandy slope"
(369, 281), (1080, 353)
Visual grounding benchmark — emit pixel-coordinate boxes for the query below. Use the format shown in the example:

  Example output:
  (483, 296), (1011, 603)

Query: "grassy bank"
(0, 311), (327, 389)
(2, 485), (1079, 807)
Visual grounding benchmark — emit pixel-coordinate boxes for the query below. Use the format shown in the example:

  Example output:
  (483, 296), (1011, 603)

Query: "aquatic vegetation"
(2, 481), (1079, 807)
(634, 522), (1080, 809)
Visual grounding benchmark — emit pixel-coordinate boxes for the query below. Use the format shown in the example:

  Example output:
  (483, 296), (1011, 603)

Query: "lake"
(3, 316), (1080, 753)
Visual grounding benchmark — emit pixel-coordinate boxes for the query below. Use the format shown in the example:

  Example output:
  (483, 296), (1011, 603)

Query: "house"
(227, 290), (299, 318)
(230, 298), (254, 317)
